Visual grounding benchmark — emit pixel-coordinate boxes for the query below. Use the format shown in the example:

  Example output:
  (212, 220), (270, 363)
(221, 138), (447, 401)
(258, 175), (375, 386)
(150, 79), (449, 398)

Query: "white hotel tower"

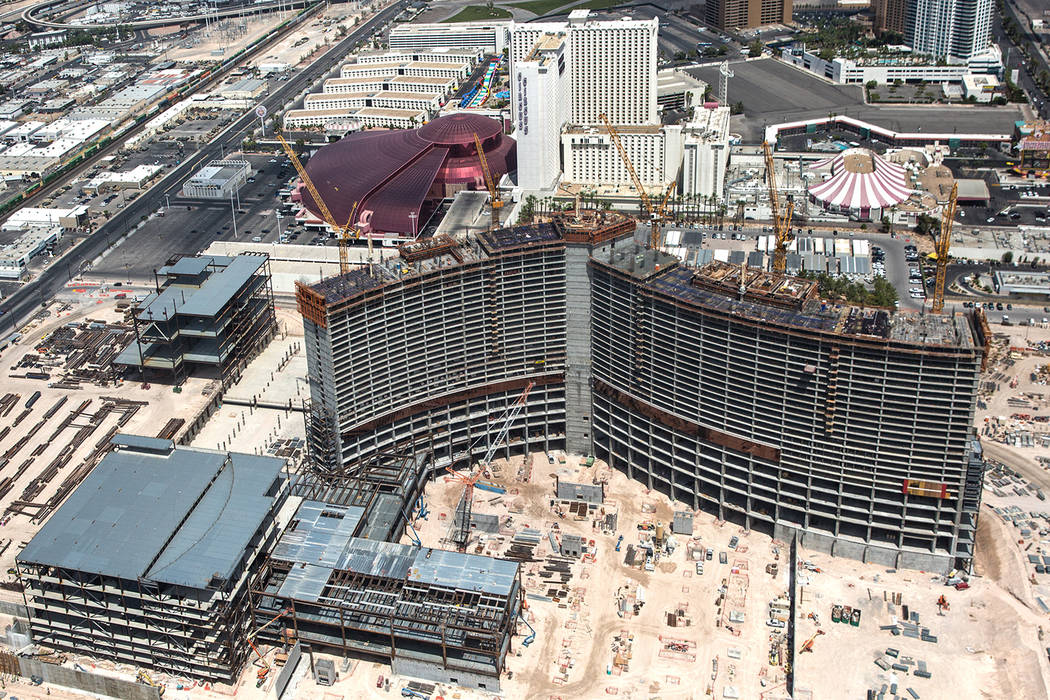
(510, 11), (659, 191)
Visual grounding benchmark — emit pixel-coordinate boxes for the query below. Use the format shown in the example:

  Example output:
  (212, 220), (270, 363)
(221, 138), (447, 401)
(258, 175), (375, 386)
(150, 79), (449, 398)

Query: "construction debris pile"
(16, 321), (135, 387)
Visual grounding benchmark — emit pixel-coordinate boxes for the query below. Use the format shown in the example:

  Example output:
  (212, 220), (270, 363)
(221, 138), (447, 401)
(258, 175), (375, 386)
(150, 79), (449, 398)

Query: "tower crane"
(474, 132), (503, 229)
(763, 141), (794, 273)
(276, 132), (354, 274)
(600, 113), (674, 250)
(932, 182), (958, 314)
(446, 382), (534, 551)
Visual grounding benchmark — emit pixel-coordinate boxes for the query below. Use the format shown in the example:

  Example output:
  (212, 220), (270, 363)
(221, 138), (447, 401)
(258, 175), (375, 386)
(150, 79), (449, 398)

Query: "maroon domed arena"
(297, 113), (515, 238)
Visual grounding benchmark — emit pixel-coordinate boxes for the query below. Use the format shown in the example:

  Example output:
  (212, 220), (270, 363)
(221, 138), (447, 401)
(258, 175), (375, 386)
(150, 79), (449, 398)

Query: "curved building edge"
(298, 215), (987, 574)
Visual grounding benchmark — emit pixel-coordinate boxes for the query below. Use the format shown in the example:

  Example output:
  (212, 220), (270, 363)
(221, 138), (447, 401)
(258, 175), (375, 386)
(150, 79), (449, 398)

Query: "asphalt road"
(0, 0), (409, 334)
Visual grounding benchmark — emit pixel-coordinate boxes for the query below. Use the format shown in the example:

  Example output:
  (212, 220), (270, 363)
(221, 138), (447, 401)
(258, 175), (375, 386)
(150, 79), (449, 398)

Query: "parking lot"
(689, 58), (1026, 141)
(86, 152), (298, 280)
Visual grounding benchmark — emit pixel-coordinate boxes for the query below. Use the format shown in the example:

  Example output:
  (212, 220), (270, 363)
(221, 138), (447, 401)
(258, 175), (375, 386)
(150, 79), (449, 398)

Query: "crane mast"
(600, 113), (673, 249)
(277, 132), (354, 275)
(932, 182), (958, 314)
(474, 132), (503, 229)
(763, 141), (794, 273)
(447, 382), (534, 551)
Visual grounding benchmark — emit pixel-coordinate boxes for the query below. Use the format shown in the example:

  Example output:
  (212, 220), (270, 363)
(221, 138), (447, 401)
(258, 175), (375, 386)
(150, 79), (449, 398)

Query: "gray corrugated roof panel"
(18, 447), (222, 579)
(18, 443), (283, 589)
(408, 548), (518, 596)
(160, 256), (214, 277)
(110, 433), (173, 453)
(277, 562), (332, 602)
(137, 286), (181, 322)
(357, 492), (403, 541)
(147, 453), (284, 588)
(178, 256), (266, 317)
(338, 538), (415, 579)
(728, 250), (746, 265)
(271, 501), (365, 566)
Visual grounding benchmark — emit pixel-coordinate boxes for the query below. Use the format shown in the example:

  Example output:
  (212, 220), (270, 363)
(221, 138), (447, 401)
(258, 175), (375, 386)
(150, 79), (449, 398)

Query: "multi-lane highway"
(0, 0), (408, 335)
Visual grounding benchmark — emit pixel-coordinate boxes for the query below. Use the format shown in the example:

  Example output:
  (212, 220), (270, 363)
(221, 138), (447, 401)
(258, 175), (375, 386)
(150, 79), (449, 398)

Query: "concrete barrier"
(18, 658), (160, 700)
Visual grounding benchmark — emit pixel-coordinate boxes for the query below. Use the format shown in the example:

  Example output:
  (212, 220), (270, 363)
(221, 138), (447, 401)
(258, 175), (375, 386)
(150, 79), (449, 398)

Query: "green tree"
(1002, 250), (1014, 263)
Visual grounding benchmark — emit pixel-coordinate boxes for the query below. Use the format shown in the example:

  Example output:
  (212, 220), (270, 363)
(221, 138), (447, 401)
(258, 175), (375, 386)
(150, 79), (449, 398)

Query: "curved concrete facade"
(589, 242), (986, 573)
(298, 220), (986, 573)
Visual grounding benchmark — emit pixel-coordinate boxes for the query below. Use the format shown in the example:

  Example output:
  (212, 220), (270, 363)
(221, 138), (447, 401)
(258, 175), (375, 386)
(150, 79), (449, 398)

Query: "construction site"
(0, 103), (1044, 700)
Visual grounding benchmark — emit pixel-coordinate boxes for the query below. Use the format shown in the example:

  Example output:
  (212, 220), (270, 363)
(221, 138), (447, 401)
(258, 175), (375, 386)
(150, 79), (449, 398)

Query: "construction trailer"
(16, 435), (290, 682)
(115, 254), (277, 389)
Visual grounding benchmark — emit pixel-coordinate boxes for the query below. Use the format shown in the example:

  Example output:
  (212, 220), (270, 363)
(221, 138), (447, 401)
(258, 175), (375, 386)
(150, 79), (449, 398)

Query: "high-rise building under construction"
(298, 216), (987, 573)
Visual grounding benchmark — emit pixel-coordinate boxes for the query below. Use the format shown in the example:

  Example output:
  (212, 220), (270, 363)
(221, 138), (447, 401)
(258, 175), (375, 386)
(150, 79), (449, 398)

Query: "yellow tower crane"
(763, 141), (794, 273)
(474, 132), (503, 229)
(600, 113), (675, 250)
(932, 182), (958, 314)
(276, 132), (354, 274)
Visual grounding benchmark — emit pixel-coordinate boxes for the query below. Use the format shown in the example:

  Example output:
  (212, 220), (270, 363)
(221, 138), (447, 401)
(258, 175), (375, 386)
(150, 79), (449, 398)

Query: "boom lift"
(446, 382), (534, 551)
(932, 182), (958, 314)
(799, 629), (825, 653)
(763, 141), (794, 273)
(276, 132), (354, 274)
(600, 113), (675, 250)
(474, 132), (503, 229)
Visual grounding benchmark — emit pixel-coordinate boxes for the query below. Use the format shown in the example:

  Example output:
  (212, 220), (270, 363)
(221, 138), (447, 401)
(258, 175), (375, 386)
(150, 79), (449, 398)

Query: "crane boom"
(277, 132), (355, 274)
(446, 382), (534, 551)
(932, 182), (957, 314)
(474, 132), (503, 229)
(600, 113), (655, 217)
(601, 113), (675, 249)
(764, 141), (793, 273)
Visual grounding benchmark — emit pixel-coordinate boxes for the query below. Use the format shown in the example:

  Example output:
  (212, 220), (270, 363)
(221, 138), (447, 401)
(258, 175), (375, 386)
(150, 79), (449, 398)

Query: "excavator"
(799, 629), (825, 653)
(137, 670), (165, 696)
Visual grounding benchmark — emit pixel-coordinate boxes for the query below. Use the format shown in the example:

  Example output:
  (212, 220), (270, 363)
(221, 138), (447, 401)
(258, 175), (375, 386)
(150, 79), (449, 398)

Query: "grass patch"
(441, 5), (513, 22)
(509, 0), (574, 15)
(575, 0), (626, 8)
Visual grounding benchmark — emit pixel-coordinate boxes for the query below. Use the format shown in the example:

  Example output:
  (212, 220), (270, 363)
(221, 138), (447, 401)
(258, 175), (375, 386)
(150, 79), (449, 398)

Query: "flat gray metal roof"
(19, 442), (284, 590)
(110, 433), (173, 452)
(271, 501), (519, 601)
(137, 255), (266, 321)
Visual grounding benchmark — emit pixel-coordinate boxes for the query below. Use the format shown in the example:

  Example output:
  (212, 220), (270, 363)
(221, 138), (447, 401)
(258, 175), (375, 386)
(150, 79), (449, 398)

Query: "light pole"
(230, 191), (239, 238)
(408, 211), (417, 238)
(275, 210), (283, 240)
(164, 194), (170, 212)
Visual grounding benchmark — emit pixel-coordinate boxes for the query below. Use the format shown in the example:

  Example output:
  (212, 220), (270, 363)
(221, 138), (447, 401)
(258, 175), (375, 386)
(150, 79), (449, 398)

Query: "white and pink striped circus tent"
(807, 148), (913, 218)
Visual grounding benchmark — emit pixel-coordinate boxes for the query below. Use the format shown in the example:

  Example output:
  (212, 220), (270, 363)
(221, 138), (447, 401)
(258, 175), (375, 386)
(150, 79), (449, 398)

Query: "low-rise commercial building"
(182, 159), (252, 199)
(0, 226), (61, 279)
(993, 270), (1050, 296)
(220, 78), (267, 100)
(388, 21), (510, 53)
(1, 206), (87, 231)
(780, 44), (1002, 85)
(962, 74), (1000, 102)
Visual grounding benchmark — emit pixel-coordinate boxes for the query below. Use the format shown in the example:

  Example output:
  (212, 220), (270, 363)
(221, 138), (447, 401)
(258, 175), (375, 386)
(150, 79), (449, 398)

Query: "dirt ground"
(0, 287), (220, 602)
